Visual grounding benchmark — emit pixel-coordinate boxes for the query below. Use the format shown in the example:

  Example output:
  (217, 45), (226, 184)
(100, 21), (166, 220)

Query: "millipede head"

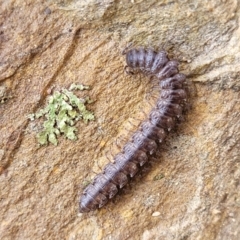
(125, 48), (139, 68)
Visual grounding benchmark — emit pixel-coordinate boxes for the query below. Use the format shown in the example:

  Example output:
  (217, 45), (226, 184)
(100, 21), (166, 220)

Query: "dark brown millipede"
(79, 47), (187, 213)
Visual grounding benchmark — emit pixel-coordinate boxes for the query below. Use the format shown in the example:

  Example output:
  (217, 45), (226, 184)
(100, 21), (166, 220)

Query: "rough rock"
(0, 0), (239, 239)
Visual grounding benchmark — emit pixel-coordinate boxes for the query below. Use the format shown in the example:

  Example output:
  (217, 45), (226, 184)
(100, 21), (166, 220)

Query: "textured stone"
(0, 0), (239, 239)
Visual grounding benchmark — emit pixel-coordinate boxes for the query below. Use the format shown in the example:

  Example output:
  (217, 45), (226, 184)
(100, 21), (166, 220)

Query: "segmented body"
(79, 47), (187, 213)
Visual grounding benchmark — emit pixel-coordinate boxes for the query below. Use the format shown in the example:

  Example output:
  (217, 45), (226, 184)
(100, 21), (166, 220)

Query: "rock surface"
(0, 0), (240, 239)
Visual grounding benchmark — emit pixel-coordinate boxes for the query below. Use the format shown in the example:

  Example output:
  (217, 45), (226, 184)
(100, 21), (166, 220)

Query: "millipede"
(79, 46), (187, 213)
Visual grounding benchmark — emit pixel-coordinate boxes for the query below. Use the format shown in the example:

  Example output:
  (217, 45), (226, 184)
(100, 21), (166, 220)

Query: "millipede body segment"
(79, 47), (187, 213)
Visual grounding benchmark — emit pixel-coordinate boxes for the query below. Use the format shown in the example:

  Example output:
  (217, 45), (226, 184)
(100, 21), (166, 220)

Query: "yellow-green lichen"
(153, 173), (165, 181)
(28, 84), (94, 146)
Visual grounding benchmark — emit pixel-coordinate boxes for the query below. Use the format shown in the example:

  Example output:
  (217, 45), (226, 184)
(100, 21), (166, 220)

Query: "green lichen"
(153, 173), (165, 181)
(28, 84), (94, 146)
(69, 83), (90, 91)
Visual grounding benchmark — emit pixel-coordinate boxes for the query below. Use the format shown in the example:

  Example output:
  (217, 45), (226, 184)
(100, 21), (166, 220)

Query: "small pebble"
(152, 211), (160, 217)
(44, 7), (52, 15)
(212, 209), (221, 215)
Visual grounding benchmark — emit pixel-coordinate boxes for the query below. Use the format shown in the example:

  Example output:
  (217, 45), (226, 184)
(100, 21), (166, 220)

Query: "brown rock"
(0, 0), (239, 239)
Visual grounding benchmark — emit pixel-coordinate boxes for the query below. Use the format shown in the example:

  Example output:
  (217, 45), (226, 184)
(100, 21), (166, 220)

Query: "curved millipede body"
(79, 47), (187, 213)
